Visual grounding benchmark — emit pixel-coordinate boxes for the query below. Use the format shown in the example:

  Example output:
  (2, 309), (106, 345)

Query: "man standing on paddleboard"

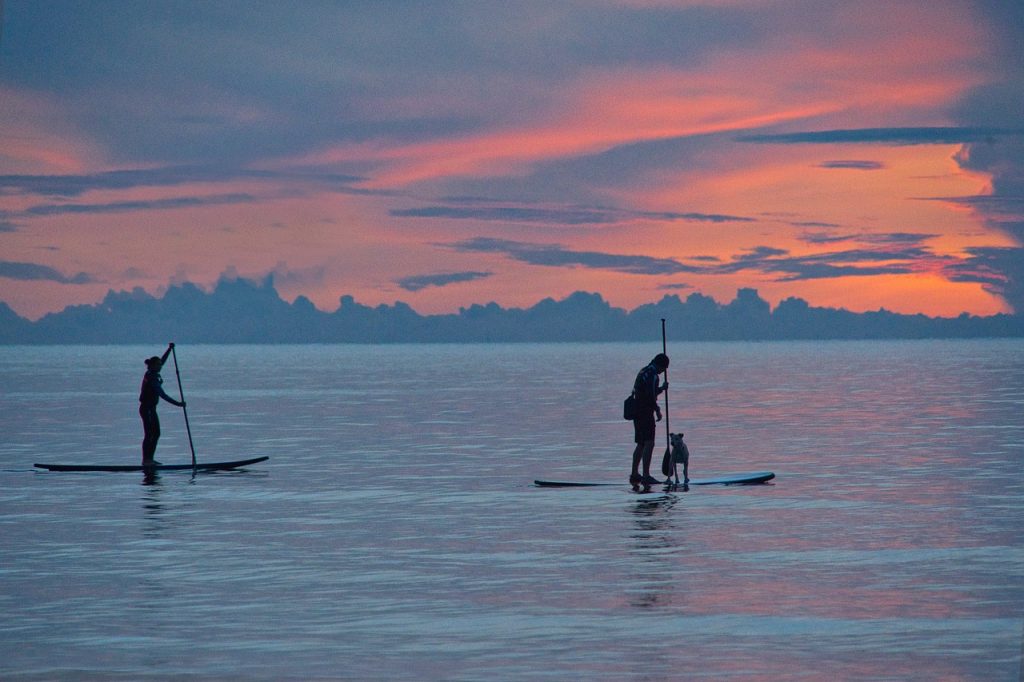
(629, 353), (669, 487)
(139, 343), (185, 466)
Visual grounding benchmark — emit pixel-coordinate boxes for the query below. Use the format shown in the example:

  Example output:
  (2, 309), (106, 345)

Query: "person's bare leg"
(631, 443), (644, 484)
(640, 440), (657, 485)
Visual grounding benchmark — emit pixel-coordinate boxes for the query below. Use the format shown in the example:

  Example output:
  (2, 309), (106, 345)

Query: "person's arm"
(159, 342), (174, 365)
(156, 375), (184, 407)
(155, 344), (183, 406)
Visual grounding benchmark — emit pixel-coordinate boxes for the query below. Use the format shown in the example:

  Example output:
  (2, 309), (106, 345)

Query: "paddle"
(659, 318), (678, 484)
(169, 343), (197, 469)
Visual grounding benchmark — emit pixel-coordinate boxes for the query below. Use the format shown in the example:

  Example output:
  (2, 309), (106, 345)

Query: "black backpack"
(623, 392), (637, 420)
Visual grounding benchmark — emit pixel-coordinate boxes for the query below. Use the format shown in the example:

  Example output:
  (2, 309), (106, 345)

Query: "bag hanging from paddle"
(623, 393), (637, 420)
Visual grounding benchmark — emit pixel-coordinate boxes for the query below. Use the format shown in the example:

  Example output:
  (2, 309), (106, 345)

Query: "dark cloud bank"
(1, 277), (1020, 344)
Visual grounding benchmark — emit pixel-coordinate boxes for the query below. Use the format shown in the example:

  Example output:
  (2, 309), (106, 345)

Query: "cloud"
(944, 243), (1024, 311)
(3, 3), (766, 167)
(790, 221), (843, 229)
(5, 19), (953, 168)
(647, 211), (754, 224)
(738, 127), (1024, 145)
(944, 246), (1013, 287)
(445, 237), (702, 275)
(739, 116), (1024, 311)
(735, 246), (788, 261)
(121, 267), (149, 279)
(0, 260), (95, 284)
(392, 202), (753, 226)
(770, 263), (914, 281)
(818, 160), (885, 170)
(797, 231), (939, 247)
(261, 262), (330, 291)
(860, 232), (940, 246)
(935, 195), (1024, 214)
(442, 237), (953, 284)
(945, 1), (1024, 312)
(715, 245), (935, 281)
(20, 193), (258, 217)
(0, 166), (365, 198)
(3, 1), (1021, 320)
(395, 270), (494, 292)
(393, 205), (624, 225)
(799, 232), (856, 244)
(406, 127), (756, 208)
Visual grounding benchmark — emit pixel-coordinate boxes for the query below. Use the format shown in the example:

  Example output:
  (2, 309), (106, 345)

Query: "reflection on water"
(1, 341), (1022, 680)
(140, 475), (165, 538)
(627, 492), (682, 610)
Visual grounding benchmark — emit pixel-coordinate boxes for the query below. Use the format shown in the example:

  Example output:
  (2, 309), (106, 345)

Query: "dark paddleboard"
(34, 456), (269, 472)
(534, 471), (774, 487)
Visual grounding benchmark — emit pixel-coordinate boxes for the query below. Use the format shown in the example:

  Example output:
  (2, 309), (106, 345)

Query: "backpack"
(623, 392), (637, 420)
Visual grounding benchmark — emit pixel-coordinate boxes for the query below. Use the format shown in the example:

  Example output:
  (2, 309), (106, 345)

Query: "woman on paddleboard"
(139, 343), (185, 466)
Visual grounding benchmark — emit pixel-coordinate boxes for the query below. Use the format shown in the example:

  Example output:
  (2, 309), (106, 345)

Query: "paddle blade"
(661, 446), (674, 477)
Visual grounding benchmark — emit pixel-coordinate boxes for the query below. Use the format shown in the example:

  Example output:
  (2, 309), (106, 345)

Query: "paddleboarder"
(139, 343), (185, 466)
(629, 353), (669, 487)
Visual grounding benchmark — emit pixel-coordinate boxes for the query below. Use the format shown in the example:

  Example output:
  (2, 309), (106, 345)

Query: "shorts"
(633, 411), (656, 443)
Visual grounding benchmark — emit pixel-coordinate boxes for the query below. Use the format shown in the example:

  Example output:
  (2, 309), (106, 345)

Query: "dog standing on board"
(669, 432), (690, 486)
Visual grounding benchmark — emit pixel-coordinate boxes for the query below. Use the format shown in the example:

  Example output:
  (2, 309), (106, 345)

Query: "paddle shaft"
(661, 318), (677, 484)
(170, 345), (197, 468)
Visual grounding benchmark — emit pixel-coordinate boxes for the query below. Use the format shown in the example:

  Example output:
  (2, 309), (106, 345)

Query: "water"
(1, 341), (1022, 680)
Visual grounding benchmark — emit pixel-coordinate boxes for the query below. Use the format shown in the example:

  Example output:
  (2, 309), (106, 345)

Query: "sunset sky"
(1, 0), (1022, 320)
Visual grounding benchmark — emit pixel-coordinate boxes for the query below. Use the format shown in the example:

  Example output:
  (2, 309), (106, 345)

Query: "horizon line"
(2, 275), (1018, 324)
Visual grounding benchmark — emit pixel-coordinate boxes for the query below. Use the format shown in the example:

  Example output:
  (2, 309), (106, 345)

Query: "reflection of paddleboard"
(534, 471), (774, 487)
(34, 456), (269, 472)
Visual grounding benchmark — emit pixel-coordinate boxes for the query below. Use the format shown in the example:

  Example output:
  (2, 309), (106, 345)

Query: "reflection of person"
(630, 353), (669, 487)
(139, 344), (185, 466)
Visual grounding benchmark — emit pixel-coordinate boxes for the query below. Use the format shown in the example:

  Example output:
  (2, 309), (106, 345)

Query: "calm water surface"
(1, 341), (1022, 680)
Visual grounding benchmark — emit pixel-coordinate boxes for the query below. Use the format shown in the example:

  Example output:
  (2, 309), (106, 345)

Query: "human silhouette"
(629, 353), (669, 488)
(139, 343), (185, 465)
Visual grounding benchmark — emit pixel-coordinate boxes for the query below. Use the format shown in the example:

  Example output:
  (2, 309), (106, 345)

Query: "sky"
(1, 0), (1023, 321)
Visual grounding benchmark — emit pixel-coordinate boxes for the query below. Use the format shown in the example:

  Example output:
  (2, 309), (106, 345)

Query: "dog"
(669, 432), (690, 484)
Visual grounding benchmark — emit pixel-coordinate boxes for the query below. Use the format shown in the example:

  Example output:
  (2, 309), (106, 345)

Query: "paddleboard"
(34, 456), (269, 472)
(534, 471), (774, 487)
